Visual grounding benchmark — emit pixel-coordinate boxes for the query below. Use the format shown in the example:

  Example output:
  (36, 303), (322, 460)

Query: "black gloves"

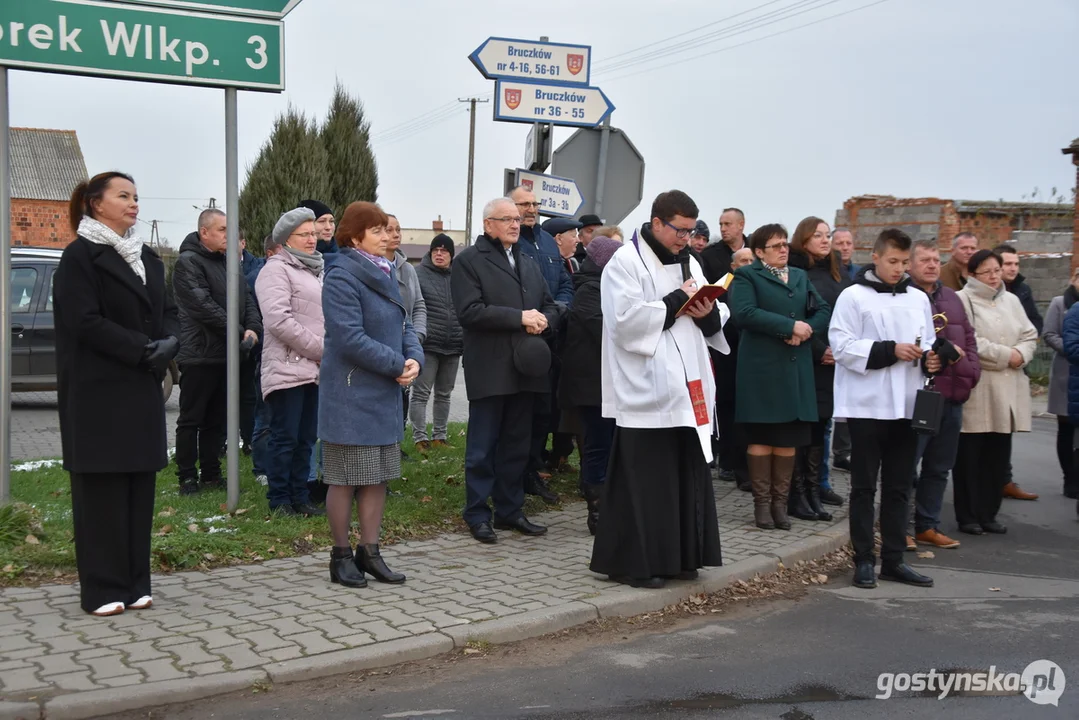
(142, 336), (180, 377)
(240, 334), (257, 356)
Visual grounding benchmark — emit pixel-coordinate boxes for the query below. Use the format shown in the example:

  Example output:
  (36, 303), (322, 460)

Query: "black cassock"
(589, 426), (722, 580)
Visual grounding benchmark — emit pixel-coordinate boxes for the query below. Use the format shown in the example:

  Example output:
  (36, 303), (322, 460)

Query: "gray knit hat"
(272, 207), (316, 248)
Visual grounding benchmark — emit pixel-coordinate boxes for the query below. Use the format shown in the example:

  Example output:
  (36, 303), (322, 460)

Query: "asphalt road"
(113, 415), (1078, 720)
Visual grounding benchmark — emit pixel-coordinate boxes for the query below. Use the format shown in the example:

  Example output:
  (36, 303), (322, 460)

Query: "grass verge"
(1, 423), (581, 586)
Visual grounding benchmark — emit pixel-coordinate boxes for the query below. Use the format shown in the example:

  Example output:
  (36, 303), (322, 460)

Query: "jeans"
(464, 393), (534, 527)
(578, 405), (615, 487)
(848, 418), (919, 565)
(251, 363), (271, 477)
(265, 383), (318, 509)
(910, 401), (963, 533)
(409, 353), (461, 442)
(175, 364), (227, 484)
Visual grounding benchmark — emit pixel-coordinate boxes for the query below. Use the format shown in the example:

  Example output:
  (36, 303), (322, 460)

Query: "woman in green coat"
(731, 224), (831, 530)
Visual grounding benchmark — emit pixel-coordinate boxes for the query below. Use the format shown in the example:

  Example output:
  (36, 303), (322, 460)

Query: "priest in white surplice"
(589, 190), (730, 589)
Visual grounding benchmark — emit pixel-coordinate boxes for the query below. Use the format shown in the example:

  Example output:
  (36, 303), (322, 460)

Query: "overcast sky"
(10, 0), (1078, 246)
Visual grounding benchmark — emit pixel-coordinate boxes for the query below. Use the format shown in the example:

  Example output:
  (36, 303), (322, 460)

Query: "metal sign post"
(0, 67), (10, 504)
(594, 115), (611, 219)
(224, 87), (241, 513)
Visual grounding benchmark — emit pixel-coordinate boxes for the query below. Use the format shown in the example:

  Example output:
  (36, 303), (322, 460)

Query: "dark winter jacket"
(450, 234), (561, 401)
(54, 237), (180, 473)
(913, 280), (982, 404)
(518, 224), (574, 306)
(172, 232), (262, 366)
(1063, 302), (1079, 425)
(557, 258), (603, 408)
(1006, 273), (1043, 335)
(316, 237), (338, 255)
(700, 236), (748, 284)
(416, 253), (463, 356)
(788, 249), (851, 418)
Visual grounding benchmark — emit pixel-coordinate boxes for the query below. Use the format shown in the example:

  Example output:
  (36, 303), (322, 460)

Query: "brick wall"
(10, 199), (74, 248)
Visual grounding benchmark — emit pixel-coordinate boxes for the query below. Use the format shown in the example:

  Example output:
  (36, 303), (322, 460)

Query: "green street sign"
(109, 0), (304, 19)
(0, 0), (284, 91)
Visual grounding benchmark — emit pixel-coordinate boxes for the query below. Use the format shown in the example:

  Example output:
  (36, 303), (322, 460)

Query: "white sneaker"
(129, 596), (153, 610)
(91, 602), (125, 617)
(256, 474), (268, 486)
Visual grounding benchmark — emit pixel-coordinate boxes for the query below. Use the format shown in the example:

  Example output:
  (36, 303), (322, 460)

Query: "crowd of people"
(52, 170), (1073, 616)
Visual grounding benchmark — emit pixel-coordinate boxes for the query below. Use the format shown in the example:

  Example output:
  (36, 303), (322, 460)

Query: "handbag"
(912, 377), (944, 435)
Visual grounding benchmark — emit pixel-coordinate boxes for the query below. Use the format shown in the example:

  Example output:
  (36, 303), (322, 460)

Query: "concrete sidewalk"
(0, 474), (851, 720)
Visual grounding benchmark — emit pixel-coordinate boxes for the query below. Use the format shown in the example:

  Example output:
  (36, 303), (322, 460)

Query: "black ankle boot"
(803, 445), (833, 521)
(583, 484), (602, 536)
(357, 544), (406, 584)
(329, 547), (367, 588)
(788, 449), (818, 521)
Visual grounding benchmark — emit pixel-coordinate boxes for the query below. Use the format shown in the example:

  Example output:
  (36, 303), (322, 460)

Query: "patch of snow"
(206, 526), (236, 534)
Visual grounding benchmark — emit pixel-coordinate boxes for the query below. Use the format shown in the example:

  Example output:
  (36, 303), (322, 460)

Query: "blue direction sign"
(470, 37), (591, 86)
(514, 168), (584, 218)
(494, 80), (613, 128)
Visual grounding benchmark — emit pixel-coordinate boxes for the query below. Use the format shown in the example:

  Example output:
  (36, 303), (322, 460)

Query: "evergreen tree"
(321, 82), (379, 213)
(239, 107), (330, 255)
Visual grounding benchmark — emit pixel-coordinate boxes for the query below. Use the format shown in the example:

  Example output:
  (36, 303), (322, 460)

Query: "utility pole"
(459, 97), (488, 245)
(149, 220), (161, 248)
(208, 197), (218, 209)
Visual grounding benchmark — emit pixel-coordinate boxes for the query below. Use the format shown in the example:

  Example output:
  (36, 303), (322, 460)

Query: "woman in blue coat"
(320, 202), (424, 588)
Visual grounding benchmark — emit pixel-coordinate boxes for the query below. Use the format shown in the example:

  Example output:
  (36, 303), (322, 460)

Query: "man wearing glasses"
(590, 190), (728, 588)
(450, 197), (561, 544)
(510, 186), (574, 504)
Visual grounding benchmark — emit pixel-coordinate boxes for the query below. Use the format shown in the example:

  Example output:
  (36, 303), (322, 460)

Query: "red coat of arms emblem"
(504, 88), (522, 110)
(566, 54), (584, 75)
(521, 179), (534, 192)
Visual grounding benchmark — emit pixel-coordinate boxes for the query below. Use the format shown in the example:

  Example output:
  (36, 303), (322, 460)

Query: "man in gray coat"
(386, 215), (427, 461)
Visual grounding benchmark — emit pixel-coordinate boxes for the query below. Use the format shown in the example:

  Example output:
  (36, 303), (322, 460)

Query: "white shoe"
(91, 602), (125, 616)
(256, 474), (268, 486)
(129, 596), (153, 610)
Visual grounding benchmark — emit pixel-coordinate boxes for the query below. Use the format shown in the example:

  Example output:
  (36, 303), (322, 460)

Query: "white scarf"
(78, 216), (146, 284)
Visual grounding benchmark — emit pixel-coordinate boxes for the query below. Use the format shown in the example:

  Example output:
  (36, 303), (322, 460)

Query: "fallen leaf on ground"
(187, 524), (199, 533)
(463, 648), (481, 655)
(989, 587), (1001, 592)
(917, 551), (935, 559)
(158, 508), (174, 517)
(3, 564), (14, 572)
(24, 535), (40, 545)
(219, 503), (228, 511)
(157, 524), (173, 536)
(234, 508), (249, 516)
(204, 553), (216, 561)
(421, 496), (432, 503)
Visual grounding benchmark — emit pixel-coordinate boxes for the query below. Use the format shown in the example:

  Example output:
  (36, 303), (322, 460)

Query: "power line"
(601, 0), (893, 85)
(595, 0), (843, 75)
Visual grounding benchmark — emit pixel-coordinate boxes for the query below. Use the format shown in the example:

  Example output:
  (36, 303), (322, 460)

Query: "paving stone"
(0, 666), (47, 692)
(169, 642), (219, 668)
(136, 657), (187, 683)
(213, 643), (265, 671)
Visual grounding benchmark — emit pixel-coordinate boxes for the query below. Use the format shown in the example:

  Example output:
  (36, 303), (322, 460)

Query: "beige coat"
(957, 277), (1038, 434)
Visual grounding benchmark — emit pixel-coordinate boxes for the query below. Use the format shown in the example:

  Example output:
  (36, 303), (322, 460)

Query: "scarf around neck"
(356, 247), (393, 277)
(763, 261), (789, 284)
(284, 246), (324, 276)
(78, 216), (146, 284)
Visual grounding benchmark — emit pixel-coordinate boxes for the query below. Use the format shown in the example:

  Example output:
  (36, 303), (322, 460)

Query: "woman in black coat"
(54, 172), (180, 616)
(787, 216), (851, 522)
(557, 236), (623, 534)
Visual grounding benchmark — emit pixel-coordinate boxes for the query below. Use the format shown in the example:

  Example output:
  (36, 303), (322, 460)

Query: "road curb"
(43, 669), (267, 720)
(29, 521), (851, 720)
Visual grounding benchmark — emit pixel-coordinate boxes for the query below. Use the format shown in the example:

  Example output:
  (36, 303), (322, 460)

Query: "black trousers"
(847, 418), (919, 565)
(239, 354), (258, 447)
(953, 432), (1012, 527)
(464, 393), (534, 526)
(176, 364), (227, 483)
(1059, 417), (1075, 492)
(70, 472), (156, 612)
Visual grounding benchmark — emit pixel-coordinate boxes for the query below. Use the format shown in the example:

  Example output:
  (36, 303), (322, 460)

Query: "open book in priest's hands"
(676, 273), (734, 317)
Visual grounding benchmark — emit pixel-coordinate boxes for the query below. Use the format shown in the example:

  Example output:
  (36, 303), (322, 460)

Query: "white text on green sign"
(0, 0), (283, 91)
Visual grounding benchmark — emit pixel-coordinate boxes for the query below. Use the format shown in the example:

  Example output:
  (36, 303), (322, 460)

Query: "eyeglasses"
(490, 216), (523, 224)
(764, 242), (789, 252)
(291, 232), (317, 239)
(515, 201), (541, 209)
(974, 267), (1003, 277)
(663, 220), (697, 239)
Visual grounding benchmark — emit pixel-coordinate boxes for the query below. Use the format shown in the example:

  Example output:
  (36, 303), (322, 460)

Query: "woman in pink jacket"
(255, 208), (326, 516)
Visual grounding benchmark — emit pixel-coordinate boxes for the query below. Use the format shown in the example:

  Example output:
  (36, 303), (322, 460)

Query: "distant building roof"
(954, 199), (1073, 215)
(10, 128), (89, 201)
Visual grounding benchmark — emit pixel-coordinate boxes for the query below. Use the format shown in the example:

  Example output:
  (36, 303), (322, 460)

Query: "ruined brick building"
(9, 128), (89, 248)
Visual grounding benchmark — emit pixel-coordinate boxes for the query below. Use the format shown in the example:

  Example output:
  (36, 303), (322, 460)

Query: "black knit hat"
(430, 233), (455, 258)
(299, 199), (334, 221)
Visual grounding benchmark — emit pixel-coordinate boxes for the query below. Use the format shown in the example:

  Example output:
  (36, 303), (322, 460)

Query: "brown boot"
(770, 453), (795, 530)
(1002, 482), (1038, 500)
(747, 454), (774, 529)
